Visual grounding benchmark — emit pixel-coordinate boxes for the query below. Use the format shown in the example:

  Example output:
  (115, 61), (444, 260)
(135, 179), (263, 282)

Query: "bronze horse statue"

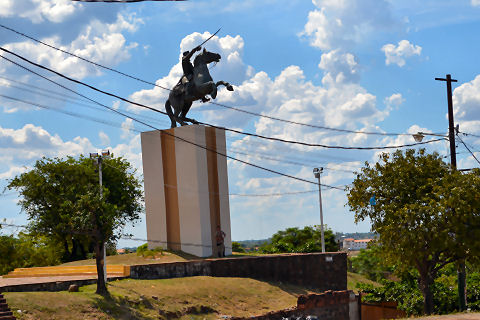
(165, 48), (234, 128)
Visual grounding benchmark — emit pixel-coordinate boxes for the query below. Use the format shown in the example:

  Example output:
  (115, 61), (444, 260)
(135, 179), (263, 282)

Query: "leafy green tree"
(0, 233), (62, 275)
(347, 149), (480, 314)
(8, 156), (143, 294)
(350, 243), (393, 281)
(260, 225), (337, 253)
(231, 241), (246, 253)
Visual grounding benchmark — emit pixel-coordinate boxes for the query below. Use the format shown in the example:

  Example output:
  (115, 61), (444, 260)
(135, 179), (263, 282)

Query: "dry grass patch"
(59, 252), (195, 266)
(399, 313), (480, 319)
(347, 272), (381, 292)
(5, 276), (315, 320)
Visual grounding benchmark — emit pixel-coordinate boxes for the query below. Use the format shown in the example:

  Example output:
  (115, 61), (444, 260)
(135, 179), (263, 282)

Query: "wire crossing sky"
(0, 0), (479, 244)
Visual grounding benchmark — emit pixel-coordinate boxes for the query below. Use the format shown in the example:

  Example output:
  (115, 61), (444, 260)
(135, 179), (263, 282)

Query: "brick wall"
(230, 290), (352, 320)
(130, 252), (347, 292)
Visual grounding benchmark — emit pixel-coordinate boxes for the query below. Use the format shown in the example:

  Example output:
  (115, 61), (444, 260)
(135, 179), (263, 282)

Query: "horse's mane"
(193, 52), (203, 67)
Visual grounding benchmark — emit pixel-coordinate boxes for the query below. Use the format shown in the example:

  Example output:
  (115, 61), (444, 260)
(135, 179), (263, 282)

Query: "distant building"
(342, 238), (372, 250)
(116, 248), (127, 254)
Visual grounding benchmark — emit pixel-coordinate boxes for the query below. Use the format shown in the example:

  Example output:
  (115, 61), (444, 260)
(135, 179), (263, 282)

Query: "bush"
(468, 272), (480, 311)
(350, 245), (392, 282)
(358, 271), (466, 316)
(0, 233), (62, 275)
(232, 242), (246, 253)
(259, 226), (337, 254)
(136, 243), (163, 258)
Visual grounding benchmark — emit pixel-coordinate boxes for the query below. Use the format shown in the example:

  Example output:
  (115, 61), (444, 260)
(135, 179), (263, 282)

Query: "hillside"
(5, 277), (313, 319)
(3, 272), (378, 319)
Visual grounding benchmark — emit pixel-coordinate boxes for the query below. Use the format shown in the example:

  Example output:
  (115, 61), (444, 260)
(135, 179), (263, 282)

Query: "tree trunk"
(62, 239), (70, 262)
(95, 240), (108, 295)
(71, 239), (78, 261)
(418, 272), (434, 315)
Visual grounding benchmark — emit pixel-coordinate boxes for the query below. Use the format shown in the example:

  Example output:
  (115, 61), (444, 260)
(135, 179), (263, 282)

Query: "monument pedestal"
(141, 125), (231, 257)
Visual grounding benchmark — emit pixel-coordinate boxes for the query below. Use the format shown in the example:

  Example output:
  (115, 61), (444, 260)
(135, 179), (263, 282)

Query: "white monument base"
(141, 125), (232, 257)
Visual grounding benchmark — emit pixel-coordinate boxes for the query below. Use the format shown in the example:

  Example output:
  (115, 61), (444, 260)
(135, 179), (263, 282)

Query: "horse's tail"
(165, 99), (176, 128)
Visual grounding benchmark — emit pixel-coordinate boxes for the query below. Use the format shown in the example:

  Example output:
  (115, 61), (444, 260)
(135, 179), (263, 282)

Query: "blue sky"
(1, 0), (480, 247)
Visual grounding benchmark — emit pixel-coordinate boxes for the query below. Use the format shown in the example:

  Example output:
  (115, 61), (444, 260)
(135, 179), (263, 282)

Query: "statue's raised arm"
(165, 46), (234, 128)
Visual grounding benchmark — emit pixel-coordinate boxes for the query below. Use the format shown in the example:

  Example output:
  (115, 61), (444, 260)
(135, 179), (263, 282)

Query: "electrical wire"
(0, 74), (93, 104)
(0, 77), (358, 174)
(456, 134), (480, 166)
(0, 93), (142, 133)
(0, 47), (446, 151)
(459, 131), (480, 139)
(0, 222), (232, 250)
(0, 54), (329, 187)
(0, 77), (172, 127)
(0, 23), (447, 138)
(228, 148), (357, 173)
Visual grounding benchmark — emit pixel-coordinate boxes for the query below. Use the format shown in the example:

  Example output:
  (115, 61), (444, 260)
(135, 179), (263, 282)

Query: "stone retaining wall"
(0, 277), (126, 293)
(231, 290), (352, 320)
(130, 252), (347, 292)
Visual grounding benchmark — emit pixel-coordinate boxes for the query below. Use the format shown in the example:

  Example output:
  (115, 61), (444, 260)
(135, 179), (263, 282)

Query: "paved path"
(406, 314), (480, 319)
(0, 275), (117, 288)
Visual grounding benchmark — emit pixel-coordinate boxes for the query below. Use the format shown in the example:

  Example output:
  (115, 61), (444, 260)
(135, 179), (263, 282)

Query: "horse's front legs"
(216, 81), (234, 92)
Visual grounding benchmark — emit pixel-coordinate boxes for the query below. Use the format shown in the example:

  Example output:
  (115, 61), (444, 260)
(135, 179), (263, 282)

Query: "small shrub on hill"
(232, 241), (246, 253)
(136, 243), (164, 258)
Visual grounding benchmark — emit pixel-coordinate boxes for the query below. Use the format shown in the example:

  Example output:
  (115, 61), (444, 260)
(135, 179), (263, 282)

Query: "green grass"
(347, 272), (381, 292)
(5, 276), (319, 320)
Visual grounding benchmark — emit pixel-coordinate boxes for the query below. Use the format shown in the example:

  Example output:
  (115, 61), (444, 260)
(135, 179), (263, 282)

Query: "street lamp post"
(313, 167), (325, 253)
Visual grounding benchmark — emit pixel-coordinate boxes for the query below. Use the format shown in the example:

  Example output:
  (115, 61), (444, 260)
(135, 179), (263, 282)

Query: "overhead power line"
(456, 134), (480, 166)
(0, 74), (92, 104)
(0, 23), (446, 138)
(0, 222), (233, 250)
(0, 47), (446, 151)
(0, 93), (142, 133)
(0, 76), (172, 127)
(459, 131), (480, 139)
(0, 54), (332, 188)
(0, 77), (356, 174)
(105, 162), (340, 194)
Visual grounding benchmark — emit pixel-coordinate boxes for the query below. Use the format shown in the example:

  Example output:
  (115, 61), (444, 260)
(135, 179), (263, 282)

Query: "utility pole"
(90, 150), (110, 284)
(313, 167), (325, 253)
(435, 74), (466, 311)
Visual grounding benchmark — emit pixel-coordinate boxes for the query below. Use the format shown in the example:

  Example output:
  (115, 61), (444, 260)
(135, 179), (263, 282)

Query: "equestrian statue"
(165, 45), (234, 128)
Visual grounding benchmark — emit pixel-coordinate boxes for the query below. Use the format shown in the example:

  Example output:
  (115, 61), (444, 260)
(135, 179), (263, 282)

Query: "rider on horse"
(166, 45), (233, 128)
(176, 46), (209, 103)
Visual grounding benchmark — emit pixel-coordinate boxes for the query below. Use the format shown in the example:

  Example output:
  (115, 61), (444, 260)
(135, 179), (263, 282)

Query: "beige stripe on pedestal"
(161, 129), (181, 251)
(205, 127), (222, 256)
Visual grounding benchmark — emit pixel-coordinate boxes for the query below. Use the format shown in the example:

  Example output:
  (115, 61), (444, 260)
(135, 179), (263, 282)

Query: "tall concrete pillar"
(141, 125), (232, 257)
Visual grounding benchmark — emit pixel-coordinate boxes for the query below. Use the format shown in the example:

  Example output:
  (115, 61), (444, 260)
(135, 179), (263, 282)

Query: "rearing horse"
(165, 48), (234, 128)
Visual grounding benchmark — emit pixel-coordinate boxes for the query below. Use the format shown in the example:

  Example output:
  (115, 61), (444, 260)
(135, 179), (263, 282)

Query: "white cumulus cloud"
(301, 0), (396, 51)
(318, 49), (360, 85)
(129, 32), (250, 113)
(453, 75), (480, 137)
(384, 93), (404, 110)
(2, 13), (142, 80)
(0, 0), (80, 23)
(382, 40), (422, 67)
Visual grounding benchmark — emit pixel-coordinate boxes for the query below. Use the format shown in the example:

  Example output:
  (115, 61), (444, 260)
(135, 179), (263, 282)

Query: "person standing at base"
(216, 225), (226, 257)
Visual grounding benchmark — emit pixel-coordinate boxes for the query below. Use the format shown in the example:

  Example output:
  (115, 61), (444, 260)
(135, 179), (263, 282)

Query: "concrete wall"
(130, 252), (347, 292)
(141, 125), (231, 257)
